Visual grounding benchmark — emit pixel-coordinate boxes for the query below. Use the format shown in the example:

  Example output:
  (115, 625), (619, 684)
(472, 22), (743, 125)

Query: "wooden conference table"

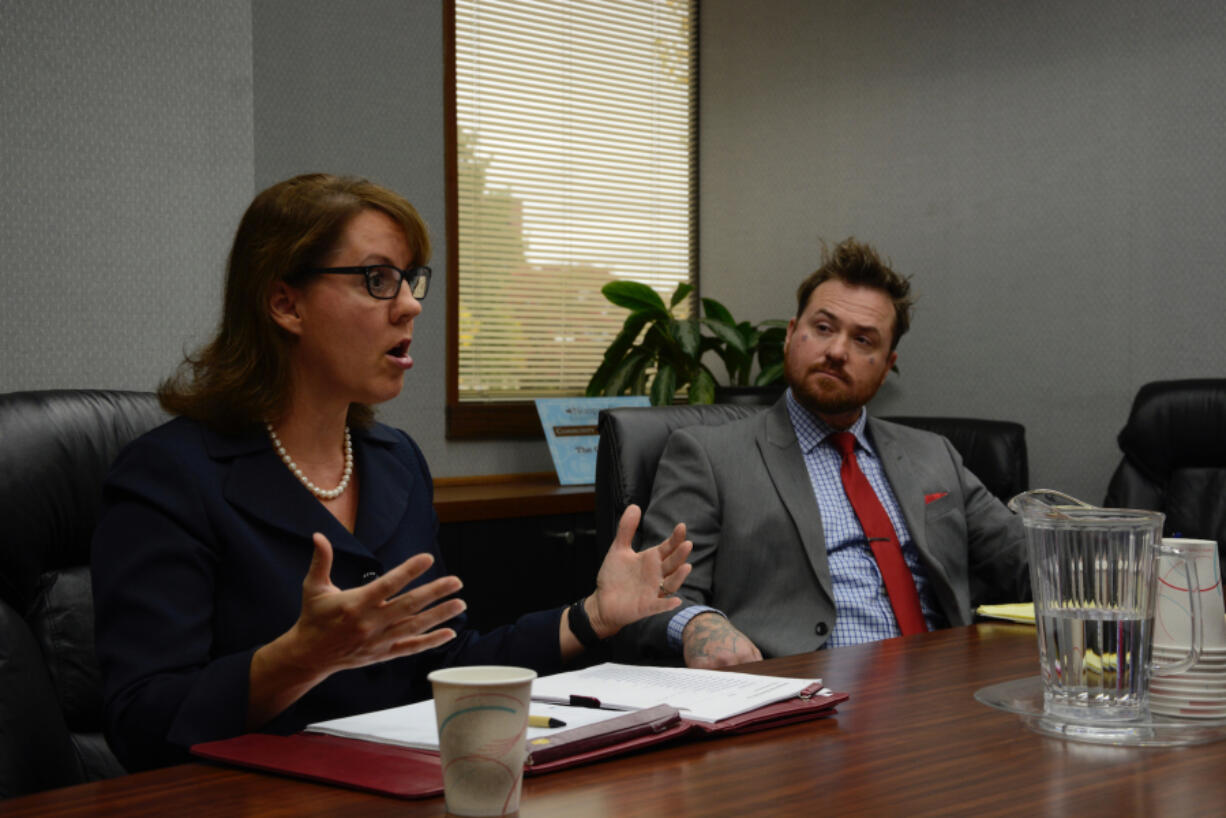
(5, 623), (1224, 817)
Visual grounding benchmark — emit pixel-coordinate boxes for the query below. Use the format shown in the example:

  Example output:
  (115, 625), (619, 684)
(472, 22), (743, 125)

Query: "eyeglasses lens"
(365, 266), (400, 299)
(409, 269), (429, 299)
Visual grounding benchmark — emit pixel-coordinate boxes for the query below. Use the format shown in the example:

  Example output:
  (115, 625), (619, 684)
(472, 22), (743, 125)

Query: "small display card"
(535, 396), (651, 485)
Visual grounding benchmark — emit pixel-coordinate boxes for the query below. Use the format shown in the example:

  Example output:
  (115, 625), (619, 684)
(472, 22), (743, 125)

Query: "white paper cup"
(1155, 539), (1226, 651)
(428, 665), (537, 817)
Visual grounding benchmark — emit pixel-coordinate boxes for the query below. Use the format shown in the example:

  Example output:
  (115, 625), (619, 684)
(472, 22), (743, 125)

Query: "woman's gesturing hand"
(288, 533), (466, 673)
(248, 533), (465, 727)
(585, 504), (693, 639)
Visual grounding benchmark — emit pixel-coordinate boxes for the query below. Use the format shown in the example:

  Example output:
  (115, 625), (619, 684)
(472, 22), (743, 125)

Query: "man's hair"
(159, 173), (431, 434)
(794, 237), (913, 350)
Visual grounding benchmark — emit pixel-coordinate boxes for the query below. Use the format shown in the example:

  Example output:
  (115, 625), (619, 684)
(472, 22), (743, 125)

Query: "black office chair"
(595, 404), (765, 549)
(0, 389), (168, 798)
(594, 403), (1029, 550)
(1103, 379), (1226, 576)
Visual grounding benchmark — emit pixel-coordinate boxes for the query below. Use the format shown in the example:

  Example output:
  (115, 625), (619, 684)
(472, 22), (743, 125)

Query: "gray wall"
(699, 0), (1226, 502)
(3, 1), (1223, 494)
(0, 0), (253, 394)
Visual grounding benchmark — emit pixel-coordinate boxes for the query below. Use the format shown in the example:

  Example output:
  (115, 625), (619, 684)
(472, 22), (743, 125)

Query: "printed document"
(306, 663), (824, 747)
(530, 663), (822, 723)
(306, 699), (624, 751)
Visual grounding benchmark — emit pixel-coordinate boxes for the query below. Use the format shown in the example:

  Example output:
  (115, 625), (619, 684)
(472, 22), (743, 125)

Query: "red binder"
(192, 732), (446, 798)
(191, 688), (848, 800)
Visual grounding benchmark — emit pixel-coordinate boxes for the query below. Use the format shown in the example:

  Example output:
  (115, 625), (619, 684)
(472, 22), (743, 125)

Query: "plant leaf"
(602, 280), (669, 318)
(669, 282), (695, 308)
(702, 317), (749, 355)
(633, 365), (651, 394)
(687, 367), (716, 404)
(754, 361), (785, 386)
(757, 346), (784, 372)
(754, 325), (787, 374)
(758, 325), (787, 344)
(606, 348), (653, 396)
(674, 319), (701, 360)
(701, 297), (735, 326)
(585, 310), (651, 396)
(644, 323), (683, 370)
(650, 363), (677, 406)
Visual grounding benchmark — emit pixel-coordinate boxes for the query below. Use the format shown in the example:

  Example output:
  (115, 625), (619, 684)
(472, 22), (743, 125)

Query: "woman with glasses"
(91, 174), (692, 771)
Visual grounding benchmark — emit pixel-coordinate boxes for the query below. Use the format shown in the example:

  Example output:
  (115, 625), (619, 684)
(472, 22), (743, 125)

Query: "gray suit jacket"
(625, 398), (1028, 660)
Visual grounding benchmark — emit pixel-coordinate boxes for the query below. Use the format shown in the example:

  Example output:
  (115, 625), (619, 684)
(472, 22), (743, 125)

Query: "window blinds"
(454, 0), (696, 400)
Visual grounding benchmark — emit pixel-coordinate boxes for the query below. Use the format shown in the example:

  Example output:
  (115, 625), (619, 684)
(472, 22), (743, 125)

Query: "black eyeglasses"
(302, 264), (431, 300)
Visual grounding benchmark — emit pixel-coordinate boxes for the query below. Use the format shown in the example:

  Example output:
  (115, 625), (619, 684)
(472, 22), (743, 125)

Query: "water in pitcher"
(1037, 608), (1152, 720)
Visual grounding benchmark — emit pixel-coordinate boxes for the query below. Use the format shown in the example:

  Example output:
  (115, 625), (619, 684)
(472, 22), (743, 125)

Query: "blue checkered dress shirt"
(666, 389), (945, 651)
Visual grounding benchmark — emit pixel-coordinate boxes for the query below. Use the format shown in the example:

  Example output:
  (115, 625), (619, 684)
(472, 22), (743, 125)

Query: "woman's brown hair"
(159, 174), (431, 433)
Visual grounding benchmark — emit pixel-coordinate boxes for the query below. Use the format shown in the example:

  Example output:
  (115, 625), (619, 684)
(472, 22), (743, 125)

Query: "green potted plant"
(585, 281), (788, 406)
(701, 298), (789, 403)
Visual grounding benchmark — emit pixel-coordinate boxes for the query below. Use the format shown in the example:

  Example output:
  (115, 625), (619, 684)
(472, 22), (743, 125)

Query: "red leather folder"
(192, 732), (446, 798)
(191, 688), (848, 800)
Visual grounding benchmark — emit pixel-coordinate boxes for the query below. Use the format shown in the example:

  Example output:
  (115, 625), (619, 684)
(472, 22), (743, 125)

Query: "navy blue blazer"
(91, 416), (564, 771)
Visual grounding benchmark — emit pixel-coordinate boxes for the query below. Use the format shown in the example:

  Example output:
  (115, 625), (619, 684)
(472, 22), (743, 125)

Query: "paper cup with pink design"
(428, 666), (536, 816)
(1155, 539), (1226, 651)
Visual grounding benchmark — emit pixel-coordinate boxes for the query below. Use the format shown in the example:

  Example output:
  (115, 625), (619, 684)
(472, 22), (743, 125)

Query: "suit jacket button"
(814, 622), (829, 636)
(362, 571), (379, 583)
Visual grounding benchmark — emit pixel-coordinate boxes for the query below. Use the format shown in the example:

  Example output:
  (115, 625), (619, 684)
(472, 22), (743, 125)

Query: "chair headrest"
(1117, 379), (1226, 482)
(600, 403), (767, 500)
(0, 390), (167, 612)
(595, 403), (768, 546)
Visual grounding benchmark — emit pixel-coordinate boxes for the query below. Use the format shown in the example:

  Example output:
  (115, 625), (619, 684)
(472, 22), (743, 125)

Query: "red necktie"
(830, 432), (928, 636)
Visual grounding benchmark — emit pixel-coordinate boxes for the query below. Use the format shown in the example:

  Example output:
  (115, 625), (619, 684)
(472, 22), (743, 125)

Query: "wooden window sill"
(433, 472), (594, 523)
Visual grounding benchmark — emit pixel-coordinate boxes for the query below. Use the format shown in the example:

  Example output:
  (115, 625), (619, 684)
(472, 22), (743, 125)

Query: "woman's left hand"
(585, 504), (692, 638)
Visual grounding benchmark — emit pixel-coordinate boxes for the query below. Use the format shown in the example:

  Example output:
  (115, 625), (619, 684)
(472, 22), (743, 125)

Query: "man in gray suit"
(627, 238), (1027, 668)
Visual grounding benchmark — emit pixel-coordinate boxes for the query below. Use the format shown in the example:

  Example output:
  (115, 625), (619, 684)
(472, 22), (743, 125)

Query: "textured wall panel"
(0, 1), (253, 394)
(700, 0), (1226, 501)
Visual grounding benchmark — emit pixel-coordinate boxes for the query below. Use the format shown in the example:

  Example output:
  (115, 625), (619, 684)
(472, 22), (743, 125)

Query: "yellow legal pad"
(975, 603), (1035, 624)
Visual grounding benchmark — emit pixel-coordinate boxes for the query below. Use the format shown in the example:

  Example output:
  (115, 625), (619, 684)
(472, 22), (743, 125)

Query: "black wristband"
(567, 597), (605, 649)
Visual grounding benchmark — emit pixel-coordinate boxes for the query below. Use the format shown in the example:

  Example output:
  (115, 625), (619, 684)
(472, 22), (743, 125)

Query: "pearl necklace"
(265, 422), (353, 500)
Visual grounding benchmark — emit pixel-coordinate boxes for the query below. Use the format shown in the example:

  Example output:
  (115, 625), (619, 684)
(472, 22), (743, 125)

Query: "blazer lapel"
(207, 425), (374, 562)
(350, 425), (414, 557)
(868, 419), (934, 552)
(868, 417), (957, 606)
(757, 400), (835, 602)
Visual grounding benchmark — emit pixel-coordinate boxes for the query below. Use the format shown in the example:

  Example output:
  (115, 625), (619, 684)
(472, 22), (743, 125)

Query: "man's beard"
(786, 360), (872, 419)
(793, 379), (863, 417)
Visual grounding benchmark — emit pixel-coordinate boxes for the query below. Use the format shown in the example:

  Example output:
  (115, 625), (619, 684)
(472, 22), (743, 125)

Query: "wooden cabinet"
(434, 474), (599, 632)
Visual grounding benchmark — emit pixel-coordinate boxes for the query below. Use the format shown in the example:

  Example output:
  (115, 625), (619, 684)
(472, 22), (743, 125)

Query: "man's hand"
(682, 612), (762, 668)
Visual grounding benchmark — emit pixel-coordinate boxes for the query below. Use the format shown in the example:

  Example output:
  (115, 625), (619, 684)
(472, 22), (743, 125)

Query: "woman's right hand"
(248, 532), (464, 727)
(291, 532), (465, 672)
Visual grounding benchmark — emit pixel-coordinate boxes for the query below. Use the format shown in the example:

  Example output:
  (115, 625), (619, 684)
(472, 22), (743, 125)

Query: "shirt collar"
(785, 387), (873, 455)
